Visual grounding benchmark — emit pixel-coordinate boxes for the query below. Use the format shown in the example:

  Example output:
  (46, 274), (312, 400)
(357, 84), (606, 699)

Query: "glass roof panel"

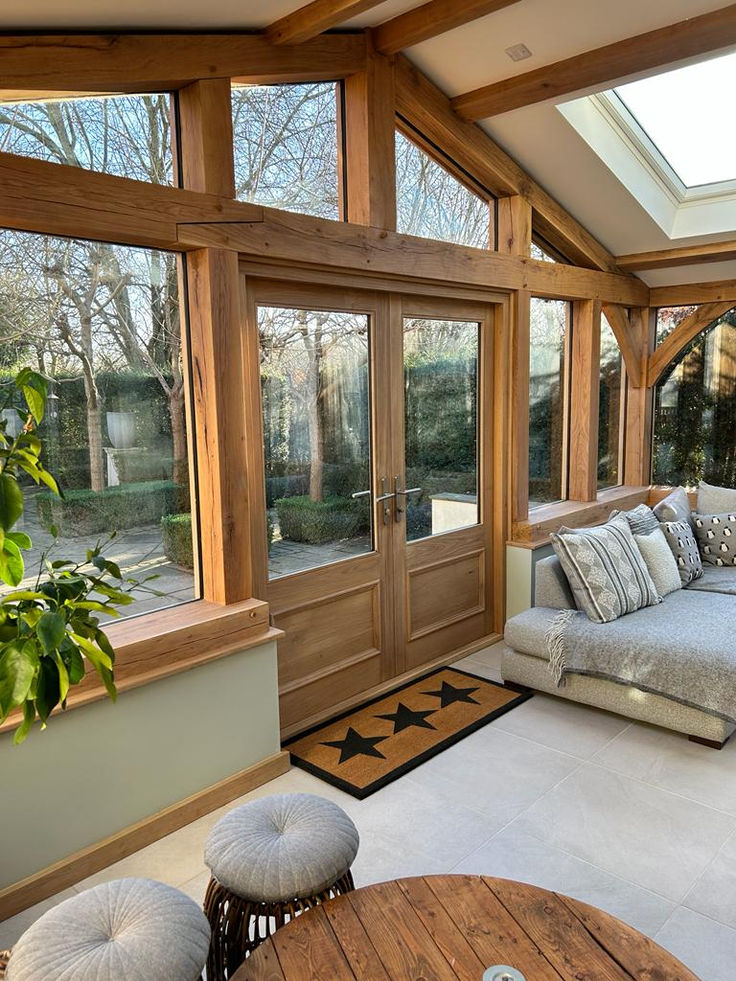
(614, 52), (736, 188)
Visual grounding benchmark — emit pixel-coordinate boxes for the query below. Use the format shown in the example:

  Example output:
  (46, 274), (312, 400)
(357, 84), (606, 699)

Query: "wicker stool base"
(0, 949), (9, 979)
(203, 870), (354, 980)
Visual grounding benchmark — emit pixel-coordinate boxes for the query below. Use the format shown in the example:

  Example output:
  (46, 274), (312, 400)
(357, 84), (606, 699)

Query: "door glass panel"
(403, 318), (480, 541)
(258, 306), (373, 579)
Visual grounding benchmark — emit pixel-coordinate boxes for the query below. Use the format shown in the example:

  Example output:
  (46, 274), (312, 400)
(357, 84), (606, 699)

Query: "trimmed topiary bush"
(36, 480), (184, 537)
(275, 495), (369, 545)
(161, 512), (193, 567)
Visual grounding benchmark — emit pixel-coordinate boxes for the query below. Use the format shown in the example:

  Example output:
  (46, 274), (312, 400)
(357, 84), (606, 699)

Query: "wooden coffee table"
(234, 875), (699, 980)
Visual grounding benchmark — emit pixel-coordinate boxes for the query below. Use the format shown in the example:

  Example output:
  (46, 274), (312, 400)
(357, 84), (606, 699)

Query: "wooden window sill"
(0, 598), (283, 735)
(510, 485), (650, 547)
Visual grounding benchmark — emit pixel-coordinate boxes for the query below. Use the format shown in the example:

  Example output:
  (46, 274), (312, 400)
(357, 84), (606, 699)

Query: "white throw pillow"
(697, 481), (736, 515)
(634, 528), (682, 597)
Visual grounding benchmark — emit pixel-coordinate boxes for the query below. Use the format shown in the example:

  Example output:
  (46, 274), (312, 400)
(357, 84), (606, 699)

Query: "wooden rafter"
(373, 0), (522, 56)
(617, 240), (736, 271)
(602, 303), (646, 387)
(394, 57), (621, 272)
(266, 0), (386, 45)
(650, 281), (736, 306)
(0, 33), (368, 92)
(647, 301), (735, 387)
(451, 3), (736, 120)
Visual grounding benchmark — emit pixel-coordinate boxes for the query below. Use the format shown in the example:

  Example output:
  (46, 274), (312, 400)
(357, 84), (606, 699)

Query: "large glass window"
(0, 230), (196, 618)
(656, 305), (698, 345)
(653, 308), (736, 488)
(529, 297), (570, 507)
(232, 83), (341, 219)
(396, 130), (491, 249)
(258, 306), (372, 580)
(403, 318), (479, 541)
(598, 312), (624, 488)
(0, 93), (174, 184)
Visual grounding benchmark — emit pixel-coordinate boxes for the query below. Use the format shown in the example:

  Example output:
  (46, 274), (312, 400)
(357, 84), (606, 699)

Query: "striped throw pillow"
(551, 516), (661, 623)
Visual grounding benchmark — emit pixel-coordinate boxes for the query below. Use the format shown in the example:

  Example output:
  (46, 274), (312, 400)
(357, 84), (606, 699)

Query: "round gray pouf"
(6, 878), (210, 981)
(203, 793), (359, 978)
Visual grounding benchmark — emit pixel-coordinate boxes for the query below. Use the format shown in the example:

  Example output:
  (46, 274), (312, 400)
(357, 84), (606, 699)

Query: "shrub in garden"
(161, 513), (193, 568)
(37, 480), (183, 537)
(275, 495), (369, 545)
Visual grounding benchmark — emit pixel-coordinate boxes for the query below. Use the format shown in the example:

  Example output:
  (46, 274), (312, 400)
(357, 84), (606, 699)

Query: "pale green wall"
(505, 542), (554, 620)
(0, 640), (280, 890)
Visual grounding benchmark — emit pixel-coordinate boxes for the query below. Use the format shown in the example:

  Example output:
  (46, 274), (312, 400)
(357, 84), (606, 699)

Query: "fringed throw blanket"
(545, 598), (736, 724)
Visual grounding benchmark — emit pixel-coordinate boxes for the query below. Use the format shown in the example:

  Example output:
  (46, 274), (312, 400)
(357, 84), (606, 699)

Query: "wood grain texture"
(374, 0), (522, 55)
(623, 308), (655, 486)
(602, 303), (645, 387)
(511, 290), (531, 522)
(179, 211), (650, 305)
(498, 194), (532, 256)
(267, 0), (385, 44)
(513, 486), (650, 543)
(0, 149), (261, 250)
(178, 78), (236, 198)
(0, 750), (290, 921)
(394, 56), (621, 272)
(647, 301), (735, 386)
(568, 299), (601, 501)
(235, 875), (697, 979)
(0, 33), (368, 91)
(452, 3), (736, 119)
(617, 239), (736, 271)
(650, 280), (736, 306)
(343, 47), (397, 229)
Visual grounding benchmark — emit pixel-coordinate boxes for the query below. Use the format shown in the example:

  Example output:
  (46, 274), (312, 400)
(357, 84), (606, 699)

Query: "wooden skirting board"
(0, 750), (290, 922)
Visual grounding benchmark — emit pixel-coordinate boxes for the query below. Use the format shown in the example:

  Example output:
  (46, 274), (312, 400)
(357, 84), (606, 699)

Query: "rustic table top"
(234, 874), (699, 980)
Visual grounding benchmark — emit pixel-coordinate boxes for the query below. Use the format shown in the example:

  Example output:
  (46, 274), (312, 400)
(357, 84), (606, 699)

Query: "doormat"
(285, 667), (532, 799)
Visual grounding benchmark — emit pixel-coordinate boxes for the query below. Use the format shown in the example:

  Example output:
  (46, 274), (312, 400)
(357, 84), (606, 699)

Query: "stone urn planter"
(106, 411), (137, 449)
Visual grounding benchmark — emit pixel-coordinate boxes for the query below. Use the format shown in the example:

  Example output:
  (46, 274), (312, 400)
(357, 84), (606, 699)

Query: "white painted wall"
(0, 640), (280, 890)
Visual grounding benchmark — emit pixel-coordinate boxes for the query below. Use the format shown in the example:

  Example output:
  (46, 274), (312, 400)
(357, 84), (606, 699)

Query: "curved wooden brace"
(601, 303), (644, 387)
(647, 301), (735, 388)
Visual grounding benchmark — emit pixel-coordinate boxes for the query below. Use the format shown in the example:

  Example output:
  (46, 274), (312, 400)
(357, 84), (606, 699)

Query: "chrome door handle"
(351, 489), (371, 499)
(352, 480), (394, 524)
(394, 477), (422, 519)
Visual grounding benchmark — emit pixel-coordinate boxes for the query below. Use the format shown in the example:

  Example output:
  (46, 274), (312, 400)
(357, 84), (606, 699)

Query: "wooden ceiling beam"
(0, 33), (368, 93)
(373, 0), (522, 56)
(647, 301), (735, 386)
(649, 280), (736, 306)
(617, 240), (736, 271)
(266, 0), (386, 45)
(601, 303), (646, 387)
(451, 3), (736, 120)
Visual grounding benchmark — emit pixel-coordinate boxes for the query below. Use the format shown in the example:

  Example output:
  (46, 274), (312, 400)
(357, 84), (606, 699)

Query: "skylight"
(614, 52), (736, 189)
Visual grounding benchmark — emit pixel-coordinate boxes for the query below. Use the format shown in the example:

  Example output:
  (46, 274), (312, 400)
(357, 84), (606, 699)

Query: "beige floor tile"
(451, 825), (675, 938)
(683, 830), (736, 929)
(594, 722), (736, 815)
(515, 763), (735, 903)
(655, 907), (736, 981)
(0, 888), (77, 950)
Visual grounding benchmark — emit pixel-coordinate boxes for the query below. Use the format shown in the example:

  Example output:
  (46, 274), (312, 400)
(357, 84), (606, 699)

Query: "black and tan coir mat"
(285, 666), (532, 799)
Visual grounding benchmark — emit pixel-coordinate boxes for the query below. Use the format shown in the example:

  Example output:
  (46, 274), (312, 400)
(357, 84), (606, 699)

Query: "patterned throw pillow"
(551, 516), (661, 623)
(693, 512), (736, 566)
(610, 503), (659, 536)
(653, 486), (693, 526)
(660, 519), (703, 583)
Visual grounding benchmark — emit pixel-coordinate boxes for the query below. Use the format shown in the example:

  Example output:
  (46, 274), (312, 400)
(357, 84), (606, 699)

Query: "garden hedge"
(161, 512), (194, 568)
(37, 480), (185, 537)
(274, 495), (369, 545)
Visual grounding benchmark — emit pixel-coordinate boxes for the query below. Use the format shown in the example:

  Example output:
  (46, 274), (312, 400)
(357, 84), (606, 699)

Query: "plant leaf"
(7, 531), (31, 550)
(35, 656), (60, 723)
(37, 611), (66, 653)
(0, 641), (38, 717)
(52, 650), (69, 703)
(0, 539), (24, 587)
(13, 701), (36, 745)
(0, 472), (24, 531)
(15, 369), (47, 424)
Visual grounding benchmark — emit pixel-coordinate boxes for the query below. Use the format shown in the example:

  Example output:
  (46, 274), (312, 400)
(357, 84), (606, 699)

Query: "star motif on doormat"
(375, 701), (437, 734)
(421, 680), (480, 708)
(322, 727), (388, 764)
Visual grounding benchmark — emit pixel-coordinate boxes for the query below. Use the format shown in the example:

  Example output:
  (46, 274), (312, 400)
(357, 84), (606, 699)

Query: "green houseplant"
(0, 369), (146, 744)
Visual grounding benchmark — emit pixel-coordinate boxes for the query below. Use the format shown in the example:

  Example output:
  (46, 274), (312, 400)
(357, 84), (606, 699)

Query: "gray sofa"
(502, 556), (736, 747)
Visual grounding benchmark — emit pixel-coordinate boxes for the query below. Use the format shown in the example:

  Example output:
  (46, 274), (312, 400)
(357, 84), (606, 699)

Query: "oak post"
(343, 44), (397, 229)
(624, 307), (655, 486)
(568, 299), (602, 501)
(497, 195), (532, 257)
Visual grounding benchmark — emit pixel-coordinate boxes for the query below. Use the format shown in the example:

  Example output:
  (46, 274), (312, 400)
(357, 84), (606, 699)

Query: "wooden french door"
(243, 279), (501, 735)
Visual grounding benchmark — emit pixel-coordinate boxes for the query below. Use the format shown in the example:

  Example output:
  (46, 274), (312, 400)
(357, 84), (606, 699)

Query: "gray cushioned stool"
(203, 793), (359, 978)
(5, 878), (210, 981)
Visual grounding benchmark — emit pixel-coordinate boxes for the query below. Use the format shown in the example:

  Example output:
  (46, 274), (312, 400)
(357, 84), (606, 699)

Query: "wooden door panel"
(407, 549), (485, 641)
(279, 652), (384, 733)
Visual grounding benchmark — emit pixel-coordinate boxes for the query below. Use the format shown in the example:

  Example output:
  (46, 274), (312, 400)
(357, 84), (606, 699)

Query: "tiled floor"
(3, 641), (735, 980)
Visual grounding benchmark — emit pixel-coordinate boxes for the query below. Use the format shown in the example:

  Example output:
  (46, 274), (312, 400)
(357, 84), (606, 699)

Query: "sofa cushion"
(693, 512), (736, 566)
(697, 480), (736, 515)
(660, 519), (703, 584)
(634, 528), (682, 597)
(551, 516), (660, 623)
(610, 503), (659, 535)
(534, 555), (576, 609)
(686, 564), (736, 595)
(653, 486), (692, 525)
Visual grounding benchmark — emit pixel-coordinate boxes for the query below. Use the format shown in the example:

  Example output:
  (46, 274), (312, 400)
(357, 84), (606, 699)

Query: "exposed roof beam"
(617, 240), (736, 271)
(373, 0), (522, 56)
(451, 3), (736, 120)
(649, 280), (736, 307)
(648, 301), (735, 386)
(266, 0), (386, 45)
